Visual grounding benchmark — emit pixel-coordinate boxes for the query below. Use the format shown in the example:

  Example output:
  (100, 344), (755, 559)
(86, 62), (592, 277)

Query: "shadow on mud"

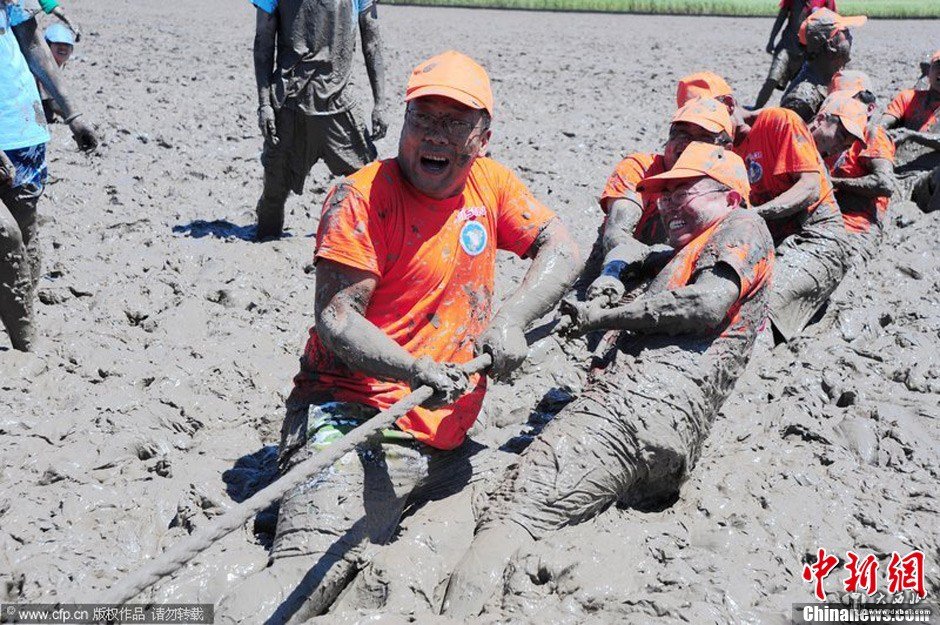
(172, 219), (300, 241)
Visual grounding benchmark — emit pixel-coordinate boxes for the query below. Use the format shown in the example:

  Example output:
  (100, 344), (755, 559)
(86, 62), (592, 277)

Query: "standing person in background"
(753, 0), (837, 109)
(250, 0), (388, 240)
(781, 9), (865, 121)
(1, 0), (97, 351)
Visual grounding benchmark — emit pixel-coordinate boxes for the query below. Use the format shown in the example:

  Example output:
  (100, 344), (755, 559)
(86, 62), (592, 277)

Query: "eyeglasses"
(405, 109), (483, 142)
(657, 188), (724, 212)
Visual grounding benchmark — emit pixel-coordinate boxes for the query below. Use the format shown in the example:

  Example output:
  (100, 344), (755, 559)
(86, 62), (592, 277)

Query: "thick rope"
(101, 354), (492, 606)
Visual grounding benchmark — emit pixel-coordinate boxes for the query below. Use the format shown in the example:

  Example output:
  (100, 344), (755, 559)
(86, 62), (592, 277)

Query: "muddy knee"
(0, 211), (25, 255)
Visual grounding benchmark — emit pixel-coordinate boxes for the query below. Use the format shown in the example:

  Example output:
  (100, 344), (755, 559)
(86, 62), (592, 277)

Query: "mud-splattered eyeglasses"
(405, 109), (484, 142)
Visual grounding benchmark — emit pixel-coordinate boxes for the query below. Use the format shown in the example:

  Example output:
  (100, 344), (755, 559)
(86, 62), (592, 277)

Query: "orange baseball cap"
(672, 97), (734, 136)
(799, 9), (867, 47)
(638, 142), (750, 204)
(676, 72), (733, 108)
(405, 50), (494, 116)
(818, 92), (868, 143)
(828, 69), (873, 96)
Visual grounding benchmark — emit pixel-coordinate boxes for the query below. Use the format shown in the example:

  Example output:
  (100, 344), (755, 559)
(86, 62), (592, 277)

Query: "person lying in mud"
(440, 142), (774, 618)
(780, 8), (867, 122)
(1, 0), (97, 352)
(817, 73), (895, 259)
(679, 71), (853, 343)
(585, 95), (735, 305)
(881, 50), (940, 212)
(216, 50), (580, 624)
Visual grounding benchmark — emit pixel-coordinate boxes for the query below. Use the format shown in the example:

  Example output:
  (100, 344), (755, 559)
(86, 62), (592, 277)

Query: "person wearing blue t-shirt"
(1, 0), (96, 351)
(250, 0), (388, 240)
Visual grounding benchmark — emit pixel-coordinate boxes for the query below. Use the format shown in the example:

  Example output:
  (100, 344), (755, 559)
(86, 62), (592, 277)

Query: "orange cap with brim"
(637, 142), (750, 204)
(676, 72), (733, 108)
(799, 9), (867, 46)
(672, 97), (734, 137)
(828, 69), (873, 96)
(405, 50), (494, 116)
(819, 91), (868, 143)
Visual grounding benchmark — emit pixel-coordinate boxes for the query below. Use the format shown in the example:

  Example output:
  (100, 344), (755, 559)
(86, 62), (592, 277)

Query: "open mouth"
(668, 218), (687, 232)
(420, 154), (450, 174)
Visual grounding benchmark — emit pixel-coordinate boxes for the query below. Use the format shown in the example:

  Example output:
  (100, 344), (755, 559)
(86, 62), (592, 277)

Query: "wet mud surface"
(0, 1), (937, 622)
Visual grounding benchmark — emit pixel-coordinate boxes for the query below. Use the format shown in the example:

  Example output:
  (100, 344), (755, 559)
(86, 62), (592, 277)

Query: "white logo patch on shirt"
(459, 220), (487, 256)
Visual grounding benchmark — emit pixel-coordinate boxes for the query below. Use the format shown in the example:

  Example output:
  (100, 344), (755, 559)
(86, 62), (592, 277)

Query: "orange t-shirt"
(885, 89), (940, 132)
(599, 152), (667, 245)
(733, 107), (838, 242)
(650, 210), (774, 341)
(294, 158), (556, 450)
(826, 125), (896, 233)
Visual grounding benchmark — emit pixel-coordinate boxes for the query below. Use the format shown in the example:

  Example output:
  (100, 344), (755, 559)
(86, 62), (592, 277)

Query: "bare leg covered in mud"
(0, 183), (42, 351)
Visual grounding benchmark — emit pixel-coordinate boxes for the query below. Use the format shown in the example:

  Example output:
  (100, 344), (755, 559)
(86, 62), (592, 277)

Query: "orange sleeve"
(494, 164), (557, 258)
(859, 126), (896, 163)
(696, 213), (775, 299)
(599, 153), (654, 212)
(314, 182), (387, 277)
(885, 90), (914, 122)
(765, 108), (822, 177)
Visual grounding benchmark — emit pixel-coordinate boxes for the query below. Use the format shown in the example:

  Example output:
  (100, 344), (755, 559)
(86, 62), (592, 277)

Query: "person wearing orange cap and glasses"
(781, 8), (867, 122)
(677, 71), (852, 342)
(586, 96), (735, 306)
(753, 0), (838, 109)
(820, 76), (896, 257)
(881, 50), (940, 212)
(216, 50), (580, 624)
(442, 143), (774, 618)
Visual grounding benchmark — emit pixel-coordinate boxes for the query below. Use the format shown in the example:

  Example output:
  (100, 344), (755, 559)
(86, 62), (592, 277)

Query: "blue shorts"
(4, 143), (47, 190)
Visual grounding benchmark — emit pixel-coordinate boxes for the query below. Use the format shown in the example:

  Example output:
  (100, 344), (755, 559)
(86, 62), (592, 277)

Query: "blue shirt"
(1, 3), (50, 151)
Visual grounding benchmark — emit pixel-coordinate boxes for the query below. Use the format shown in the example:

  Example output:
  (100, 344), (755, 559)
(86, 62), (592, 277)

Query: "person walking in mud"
(752, 0), (837, 109)
(881, 50), (940, 212)
(217, 51), (580, 623)
(585, 95), (735, 305)
(780, 9), (866, 121)
(1, 0), (96, 351)
(250, 0), (388, 240)
(816, 73), (895, 260)
(441, 143), (774, 618)
(679, 72), (853, 343)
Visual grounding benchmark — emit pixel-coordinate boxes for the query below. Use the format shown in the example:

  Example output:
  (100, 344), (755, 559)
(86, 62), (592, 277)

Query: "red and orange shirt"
(825, 125), (896, 233)
(648, 210), (774, 343)
(599, 152), (668, 245)
(885, 89), (940, 133)
(295, 157), (556, 450)
(733, 107), (838, 242)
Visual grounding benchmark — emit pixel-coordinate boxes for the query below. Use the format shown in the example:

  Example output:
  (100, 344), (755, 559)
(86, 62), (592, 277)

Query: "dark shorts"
(262, 105), (377, 196)
(767, 46), (803, 89)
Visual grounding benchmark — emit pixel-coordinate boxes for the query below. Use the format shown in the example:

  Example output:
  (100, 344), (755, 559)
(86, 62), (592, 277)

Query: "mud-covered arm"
(601, 196), (643, 257)
(478, 218), (581, 380)
(569, 263), (741, 336)
(903, 130), (940, 151)
(879, 114), (900, 130)
(752, 171), (821, 221)
(766, 7), (787, 52)
(14, 17), (77, 120)
(315, 259), (467, 405)
(831, 158), (895, 198)
(359, 5), (388, 140)
(253, 8), (277, 109)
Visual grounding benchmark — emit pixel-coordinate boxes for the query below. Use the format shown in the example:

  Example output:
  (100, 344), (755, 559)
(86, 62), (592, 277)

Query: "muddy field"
(1, 1), (938, 623)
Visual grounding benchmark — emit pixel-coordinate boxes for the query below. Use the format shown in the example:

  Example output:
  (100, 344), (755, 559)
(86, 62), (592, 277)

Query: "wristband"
(64, 112), (82, 124)
(601, 260), (627, 280)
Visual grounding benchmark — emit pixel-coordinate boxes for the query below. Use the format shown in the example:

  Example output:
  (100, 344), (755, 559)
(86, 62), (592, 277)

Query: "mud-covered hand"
(69, 117), (98, 151)
(556, 299), (597, 339)
(408, 356), (470, 410)
(258, 105), (278, 145)
(476, 318), (528, 382)
(888, 127), (915, 145)
(587, 274), (625, 307)
(371, 100), (389, 141)
(0, 152), (15, 189)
